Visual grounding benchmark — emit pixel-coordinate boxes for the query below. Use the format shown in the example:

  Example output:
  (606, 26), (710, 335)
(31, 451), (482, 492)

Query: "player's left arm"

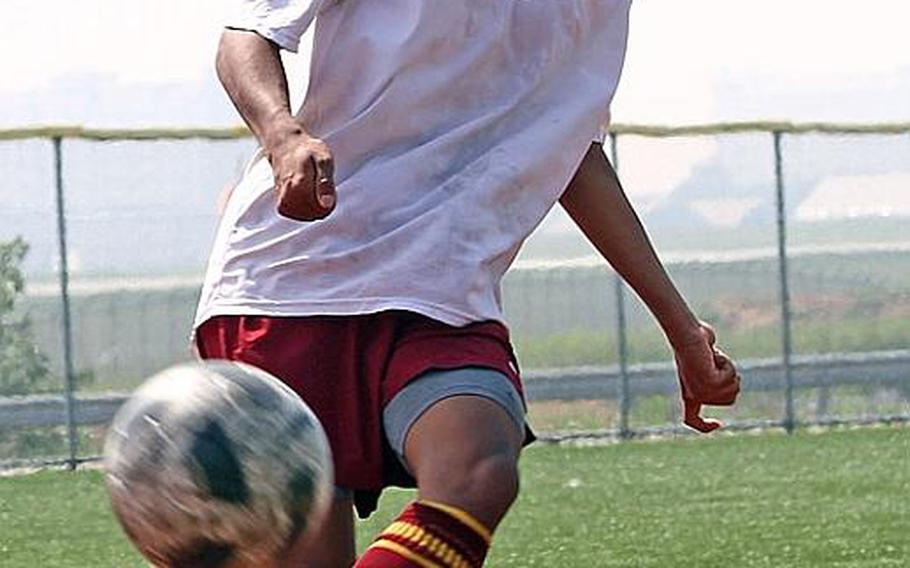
(559, 143), (741, 432)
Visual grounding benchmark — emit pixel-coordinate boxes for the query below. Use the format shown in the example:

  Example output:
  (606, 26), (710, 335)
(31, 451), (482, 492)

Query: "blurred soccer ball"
(103, 360), (333, 567)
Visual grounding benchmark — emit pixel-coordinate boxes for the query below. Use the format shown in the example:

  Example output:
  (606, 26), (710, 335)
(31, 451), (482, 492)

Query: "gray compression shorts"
(382, 366), (526, 470)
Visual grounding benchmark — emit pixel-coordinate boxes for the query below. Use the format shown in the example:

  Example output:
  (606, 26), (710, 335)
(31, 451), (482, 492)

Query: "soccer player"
(193, 1), (741, 566)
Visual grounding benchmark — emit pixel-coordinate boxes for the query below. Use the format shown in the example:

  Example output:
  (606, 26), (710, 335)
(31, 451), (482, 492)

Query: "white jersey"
(195, 0), (631, 329)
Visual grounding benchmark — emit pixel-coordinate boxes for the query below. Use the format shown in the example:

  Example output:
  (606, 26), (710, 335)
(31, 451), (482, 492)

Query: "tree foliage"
(0, 237), (54, 396)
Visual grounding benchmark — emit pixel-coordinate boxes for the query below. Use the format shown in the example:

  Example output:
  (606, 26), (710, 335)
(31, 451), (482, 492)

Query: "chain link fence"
(1, 123), (908, 468)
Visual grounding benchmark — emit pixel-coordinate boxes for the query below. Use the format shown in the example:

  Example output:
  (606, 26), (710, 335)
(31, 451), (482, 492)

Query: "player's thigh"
(406, 394), (523, 471)
(281, 490), (356, 568)
(384, 367), (525, 469)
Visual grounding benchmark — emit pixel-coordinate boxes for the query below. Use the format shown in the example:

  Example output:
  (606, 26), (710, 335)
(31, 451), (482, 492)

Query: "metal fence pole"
(608, 133), (632, 438)
(53, 136), (80, 468)
(773, 131), (796, 433)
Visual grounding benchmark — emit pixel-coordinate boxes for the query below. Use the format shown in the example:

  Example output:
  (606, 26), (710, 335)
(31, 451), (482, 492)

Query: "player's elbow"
(214, 32), (234, 88)
(215, 29), (279, 89)
(215, 29), (253, 87)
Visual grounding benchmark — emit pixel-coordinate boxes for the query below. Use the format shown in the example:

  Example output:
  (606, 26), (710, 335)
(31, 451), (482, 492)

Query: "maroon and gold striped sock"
(355, 500), (492, 568)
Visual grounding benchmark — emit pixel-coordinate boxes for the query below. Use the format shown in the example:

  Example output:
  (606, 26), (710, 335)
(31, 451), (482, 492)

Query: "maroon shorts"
(195, 311), (527, 516)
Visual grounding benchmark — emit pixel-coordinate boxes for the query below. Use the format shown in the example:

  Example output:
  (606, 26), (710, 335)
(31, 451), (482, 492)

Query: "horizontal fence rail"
(3, 349), (908, 431)
(3, 121), (910, 142)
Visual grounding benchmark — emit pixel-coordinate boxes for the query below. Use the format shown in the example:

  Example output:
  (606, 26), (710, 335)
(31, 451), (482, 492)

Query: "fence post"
(53, 136), (80, 468)
(608, 132), (632, 439)
(773, 131), (796, 433)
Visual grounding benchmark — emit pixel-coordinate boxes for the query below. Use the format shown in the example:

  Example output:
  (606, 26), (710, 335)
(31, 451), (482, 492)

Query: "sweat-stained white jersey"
(195, 0), (631, 329)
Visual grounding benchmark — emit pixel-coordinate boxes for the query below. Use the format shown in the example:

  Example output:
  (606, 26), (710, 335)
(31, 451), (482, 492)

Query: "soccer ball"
(103, 360), (333, 567)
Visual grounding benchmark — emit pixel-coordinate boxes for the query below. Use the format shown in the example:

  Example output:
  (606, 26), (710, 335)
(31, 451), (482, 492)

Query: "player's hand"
(266, 131), (336, 222)
(672, 322), (740, 433)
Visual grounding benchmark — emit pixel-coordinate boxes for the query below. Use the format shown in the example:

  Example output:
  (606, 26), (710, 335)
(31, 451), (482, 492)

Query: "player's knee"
(475, 452), (520, 511)
(449, 450), (520, 517)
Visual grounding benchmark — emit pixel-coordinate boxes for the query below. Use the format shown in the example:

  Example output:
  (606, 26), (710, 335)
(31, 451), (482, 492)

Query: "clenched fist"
(266, 131), (336, 222)
(673, 322), (741, 433)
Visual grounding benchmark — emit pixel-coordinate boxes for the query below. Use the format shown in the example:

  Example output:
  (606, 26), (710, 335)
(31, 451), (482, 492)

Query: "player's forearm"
(216, 29), (310, 152)
(560, 143), (701, 348)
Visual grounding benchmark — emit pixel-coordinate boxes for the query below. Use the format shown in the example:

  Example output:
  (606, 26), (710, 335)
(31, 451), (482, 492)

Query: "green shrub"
(0, 237), (55, 396)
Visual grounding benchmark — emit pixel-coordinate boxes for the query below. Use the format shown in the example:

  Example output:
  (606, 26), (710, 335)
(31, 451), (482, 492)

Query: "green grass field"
(1, 426), (908, 567)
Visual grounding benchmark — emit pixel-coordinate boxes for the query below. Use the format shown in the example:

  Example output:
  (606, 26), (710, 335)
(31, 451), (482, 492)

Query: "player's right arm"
(216, 1), (335, 221)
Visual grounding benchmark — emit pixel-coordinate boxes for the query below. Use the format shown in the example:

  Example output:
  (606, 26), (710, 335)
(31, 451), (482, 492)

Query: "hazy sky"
(2, 0), (909, 126)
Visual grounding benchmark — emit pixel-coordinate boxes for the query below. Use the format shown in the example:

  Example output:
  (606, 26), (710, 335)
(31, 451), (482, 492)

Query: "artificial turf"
(0, 426), (906, 567)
